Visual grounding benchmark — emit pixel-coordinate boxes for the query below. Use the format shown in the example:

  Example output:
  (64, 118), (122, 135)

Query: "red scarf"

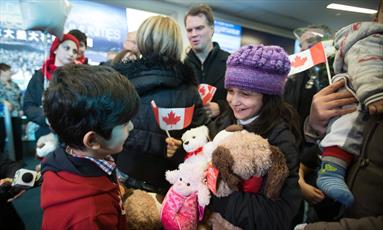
(75, 55), (87, 64)
(240, 176), (263, 193)
(42, 59), (57, 81)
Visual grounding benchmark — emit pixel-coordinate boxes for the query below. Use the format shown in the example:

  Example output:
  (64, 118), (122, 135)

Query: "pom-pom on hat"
(224, 44), (291, 95)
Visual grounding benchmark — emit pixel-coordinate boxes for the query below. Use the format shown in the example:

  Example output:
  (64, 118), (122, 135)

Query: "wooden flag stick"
(323, 42), (332, 85)
(165, 130), (171, 138)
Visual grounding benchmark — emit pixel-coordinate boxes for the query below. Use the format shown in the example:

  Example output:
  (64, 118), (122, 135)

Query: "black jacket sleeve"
(209, 125), (302, 230)
(23, 70), (47, 126)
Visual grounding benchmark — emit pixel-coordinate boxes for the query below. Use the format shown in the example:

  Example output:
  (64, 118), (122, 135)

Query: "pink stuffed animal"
(160, 161), (210, 230)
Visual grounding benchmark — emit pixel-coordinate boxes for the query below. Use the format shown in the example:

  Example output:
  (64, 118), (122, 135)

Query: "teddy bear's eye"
(192, 136), (196, 139)
(179, 178), (182, 181)
(187, 183), (190, 186)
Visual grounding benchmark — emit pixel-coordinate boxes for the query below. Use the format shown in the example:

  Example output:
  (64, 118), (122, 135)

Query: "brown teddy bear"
(123, 188), (163, 230)
(203, 126), (289, 230)
(211, 126), (289, 200)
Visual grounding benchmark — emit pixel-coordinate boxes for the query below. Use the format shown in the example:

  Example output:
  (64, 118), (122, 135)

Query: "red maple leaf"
(162, 111), (181, 126)
(291, 55), (307, 68)
(199, 86), (206, 96)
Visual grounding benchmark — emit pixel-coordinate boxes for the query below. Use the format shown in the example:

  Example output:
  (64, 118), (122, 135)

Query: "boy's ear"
(83, 131), (101, 150)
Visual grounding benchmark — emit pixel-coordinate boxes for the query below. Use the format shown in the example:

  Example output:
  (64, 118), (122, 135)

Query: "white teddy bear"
(181, 125), (239, 164)
(181, 125), (210, 164)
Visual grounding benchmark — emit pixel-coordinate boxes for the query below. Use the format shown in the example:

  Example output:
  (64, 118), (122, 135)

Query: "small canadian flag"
(288, 42), (327, 76)
(198, 84), (217, 105)
(151, 100), (194, 131)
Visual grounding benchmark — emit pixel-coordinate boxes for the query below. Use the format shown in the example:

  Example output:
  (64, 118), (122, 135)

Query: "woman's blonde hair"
(137, 15), (183, 62)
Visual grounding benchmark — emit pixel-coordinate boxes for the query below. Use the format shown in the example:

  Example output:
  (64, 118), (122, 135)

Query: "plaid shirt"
(66, 146), (116, 175)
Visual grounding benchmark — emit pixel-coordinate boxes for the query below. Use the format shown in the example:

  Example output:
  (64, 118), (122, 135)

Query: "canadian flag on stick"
(198, 84), (217, 105)
(288, 42), (327, 76)
(151, 101), (194, 132)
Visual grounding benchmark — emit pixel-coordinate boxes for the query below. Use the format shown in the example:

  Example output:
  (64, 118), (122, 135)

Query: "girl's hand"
(165, 137), (182, 158)
(298, 179), (325, 204)
(204, 102), (220, 118)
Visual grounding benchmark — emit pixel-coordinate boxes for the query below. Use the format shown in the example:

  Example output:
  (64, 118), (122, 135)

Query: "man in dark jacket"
(184, 4), (230, 119)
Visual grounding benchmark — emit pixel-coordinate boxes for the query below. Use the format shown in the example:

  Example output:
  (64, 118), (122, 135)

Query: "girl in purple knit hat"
(167, 44), (302, 229)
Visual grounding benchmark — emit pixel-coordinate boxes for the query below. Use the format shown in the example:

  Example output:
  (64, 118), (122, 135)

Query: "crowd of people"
(0, 1), (382, 230)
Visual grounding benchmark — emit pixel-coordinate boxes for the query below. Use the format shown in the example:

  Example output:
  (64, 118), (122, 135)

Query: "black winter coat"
(23, 69), (51, 140)
(113, 58), (209, 190)
(207, 111), (302, 230)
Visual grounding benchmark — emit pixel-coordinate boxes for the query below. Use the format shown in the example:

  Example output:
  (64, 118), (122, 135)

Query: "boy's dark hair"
(68, 29), (87, 47)
(0, 63), (11, 72)
(184, 4), (214, 27)
(43, 64), (139, 150)
(247, 95), (302, 145)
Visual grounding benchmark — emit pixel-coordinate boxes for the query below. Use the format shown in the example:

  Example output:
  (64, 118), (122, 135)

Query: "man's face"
(185, 14), (214, 53)
(299, 30), (324, 51)
(78, 41), (86, 57)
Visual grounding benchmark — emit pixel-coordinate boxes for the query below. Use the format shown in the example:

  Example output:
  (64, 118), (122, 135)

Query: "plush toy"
(181, 125), (210, 163)
(211, 128), (289, 200)
(160, 161), (210, 230)
(123, 189), (163, 230)
(36, 132), (59, 158)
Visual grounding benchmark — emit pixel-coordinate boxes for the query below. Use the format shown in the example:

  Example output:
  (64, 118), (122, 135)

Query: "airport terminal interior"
(0, 0), (383, 230)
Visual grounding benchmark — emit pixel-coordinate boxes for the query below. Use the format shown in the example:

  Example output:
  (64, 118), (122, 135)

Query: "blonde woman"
(113, 16), (208, 193)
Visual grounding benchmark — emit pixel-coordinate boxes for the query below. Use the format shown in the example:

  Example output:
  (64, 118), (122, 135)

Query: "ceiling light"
(327, 3), (377, 14)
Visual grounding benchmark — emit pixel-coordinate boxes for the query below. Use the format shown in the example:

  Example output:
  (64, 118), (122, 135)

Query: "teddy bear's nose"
(184, 141), (189, 145)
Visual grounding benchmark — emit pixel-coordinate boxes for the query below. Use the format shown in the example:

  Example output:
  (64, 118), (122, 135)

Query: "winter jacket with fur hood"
(113, 58), (208, 191)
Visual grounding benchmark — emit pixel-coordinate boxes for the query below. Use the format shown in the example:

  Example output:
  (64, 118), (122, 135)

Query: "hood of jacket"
(334, 21), (383, 74)
(113, 58), (196, 96)
(41, 148), (118, 209)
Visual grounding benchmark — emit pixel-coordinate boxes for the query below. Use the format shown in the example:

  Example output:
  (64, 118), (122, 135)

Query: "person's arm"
(304, 215), (383, 230)
(305, 80), (357, 139)
(298, 163), (325, 204)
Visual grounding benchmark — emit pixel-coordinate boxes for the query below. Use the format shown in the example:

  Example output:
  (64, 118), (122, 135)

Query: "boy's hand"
(165, 137), (182, 158)
(368, 100), (383, 115)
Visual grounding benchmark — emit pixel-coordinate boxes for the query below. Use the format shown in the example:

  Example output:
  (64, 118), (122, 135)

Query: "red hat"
(48, 33), (80, 61)
(43, 33), (80, 80)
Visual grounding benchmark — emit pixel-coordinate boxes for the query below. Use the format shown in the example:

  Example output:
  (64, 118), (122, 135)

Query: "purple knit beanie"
(224, 44), (291, 95)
